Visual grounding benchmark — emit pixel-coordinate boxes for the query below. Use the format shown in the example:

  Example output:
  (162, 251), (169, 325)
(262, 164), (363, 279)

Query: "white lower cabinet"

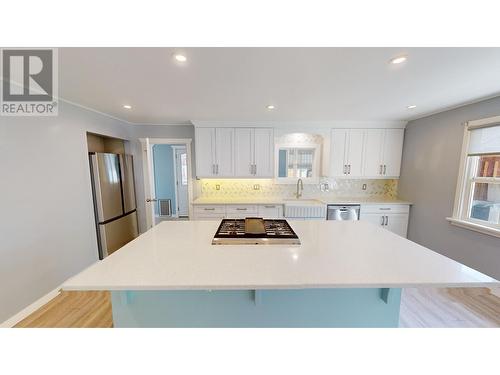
(226, 205), (258, 219)
(359, 204), (410, 237)
(193, 204), (283, 220)
(193, 205), (226, 220)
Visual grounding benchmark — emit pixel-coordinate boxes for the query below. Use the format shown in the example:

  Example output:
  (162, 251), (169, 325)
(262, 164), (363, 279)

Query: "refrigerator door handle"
(89, 153), (105, 222)
(120, 154), (137, 213)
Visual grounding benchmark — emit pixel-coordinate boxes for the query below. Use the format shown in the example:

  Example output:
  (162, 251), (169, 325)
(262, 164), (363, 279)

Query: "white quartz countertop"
(192, 197), (412, 205)
(63, 221), (497, 291)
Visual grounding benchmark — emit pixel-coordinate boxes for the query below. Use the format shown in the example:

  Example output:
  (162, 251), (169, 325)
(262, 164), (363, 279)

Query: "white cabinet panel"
(385, 213), (409, 238)
(363, 129), (384, 177)
(195, 127), (272, 179)
(359, 213), (385, 227)
(360, 204), (409, 238)
(215, 128), (234, 177)
(234, 128), (254, 177)
(330, 129), (348, 177)
(382, 129), (404, 177)
(330, 129), (365, 177)
(254, 128), (274, 177)
(226, 205), (258, 217)
(346, 129), (364, 176)
(195, 128), (216, 177)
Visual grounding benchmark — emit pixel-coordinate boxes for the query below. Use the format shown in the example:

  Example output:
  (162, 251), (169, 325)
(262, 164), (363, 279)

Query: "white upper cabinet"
(196, 127), (273, 178)
(362, 129), (404, 178)
(234, 128), (254, 177)
(329, 129), (348, 177)
(330, 128), (405, 178)
(253, 128), (274, 177)
(330, 129), (364, 177)
(215, 128), (235, 177)
(195, 128), (234, 177)
(347, 129), (364, 176)
(382, 129), (404, 177)
(195, 127), (216, 177)
(363, 129), (384, 176)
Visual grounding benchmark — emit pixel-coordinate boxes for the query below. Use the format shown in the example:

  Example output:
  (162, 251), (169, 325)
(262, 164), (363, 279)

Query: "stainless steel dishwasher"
(326, 205), (360, 221)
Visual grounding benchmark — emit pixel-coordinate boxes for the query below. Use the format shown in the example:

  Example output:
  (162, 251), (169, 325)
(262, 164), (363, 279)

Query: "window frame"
(448, 115), (500, 238)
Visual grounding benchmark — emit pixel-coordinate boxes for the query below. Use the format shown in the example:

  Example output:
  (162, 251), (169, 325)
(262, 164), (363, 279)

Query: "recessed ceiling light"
(407, 105), (417, 109)
(266, 105), (275, 110)
(174, 54), (187, 62)
(390, 56), (407, 65)
(123, 105), (132, 109)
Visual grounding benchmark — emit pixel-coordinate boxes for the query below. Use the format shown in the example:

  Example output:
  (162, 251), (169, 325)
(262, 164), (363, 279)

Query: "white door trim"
(139, 138), (193, 230)
(172, 145), (189, 217)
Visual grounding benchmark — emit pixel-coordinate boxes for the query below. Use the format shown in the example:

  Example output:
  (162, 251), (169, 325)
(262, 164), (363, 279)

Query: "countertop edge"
(192, 198), (413, 205)
(62, 281), (499, 291)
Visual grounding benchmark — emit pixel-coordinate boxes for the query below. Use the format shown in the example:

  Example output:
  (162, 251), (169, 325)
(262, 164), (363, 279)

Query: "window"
(278, 147), (315, 178)
(449, 116), (500, 237)
(180, 153), (188, 185)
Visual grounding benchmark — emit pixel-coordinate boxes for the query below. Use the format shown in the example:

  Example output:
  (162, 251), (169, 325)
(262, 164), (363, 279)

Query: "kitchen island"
(63, 221), (498, 327)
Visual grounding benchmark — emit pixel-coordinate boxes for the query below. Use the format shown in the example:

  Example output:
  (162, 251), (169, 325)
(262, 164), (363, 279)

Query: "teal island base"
(111, 288), (402, 328)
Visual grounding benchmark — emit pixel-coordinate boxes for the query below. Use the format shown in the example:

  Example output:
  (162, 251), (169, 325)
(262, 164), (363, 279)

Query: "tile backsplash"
(195, 178), (398, 200)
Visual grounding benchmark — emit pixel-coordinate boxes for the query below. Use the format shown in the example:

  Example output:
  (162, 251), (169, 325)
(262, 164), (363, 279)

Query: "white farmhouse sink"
(283, 198), (324, 206)
(283, 199), (326, 218)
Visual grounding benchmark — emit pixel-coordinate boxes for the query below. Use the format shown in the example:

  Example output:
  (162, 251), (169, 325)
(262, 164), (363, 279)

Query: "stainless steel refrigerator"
(89, 153), (139, 259)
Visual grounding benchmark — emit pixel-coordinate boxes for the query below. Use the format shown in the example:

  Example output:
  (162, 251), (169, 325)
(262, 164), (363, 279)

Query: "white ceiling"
(59, 48), (500, 125)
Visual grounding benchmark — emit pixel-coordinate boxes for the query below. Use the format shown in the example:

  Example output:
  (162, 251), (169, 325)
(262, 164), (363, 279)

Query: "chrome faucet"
(296, 178), (303, 199)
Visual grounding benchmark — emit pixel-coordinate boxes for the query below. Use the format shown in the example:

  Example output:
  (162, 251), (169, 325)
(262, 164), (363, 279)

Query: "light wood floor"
(400, 287), (500, 328)
(15, 291), (113, 328)
(14, 288), (500, 328)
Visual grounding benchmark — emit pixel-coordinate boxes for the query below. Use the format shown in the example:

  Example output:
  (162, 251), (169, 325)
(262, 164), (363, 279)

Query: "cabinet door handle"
(212, 164), (215, 174)
(216, 164), (219, 175)
(379, 165), (383, 175)
(380, 216), (385, 226)
(343, 165), (347, 174)
(249, 164), (253, 174)
(383, 165), (386, 175)
(385, 216), (389, 225)
(254, 164), (257, 175)
(348, 164), (351, 174)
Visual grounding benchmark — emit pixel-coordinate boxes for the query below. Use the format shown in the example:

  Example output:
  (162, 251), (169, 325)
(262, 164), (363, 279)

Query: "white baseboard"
(0, 286), (61, 328)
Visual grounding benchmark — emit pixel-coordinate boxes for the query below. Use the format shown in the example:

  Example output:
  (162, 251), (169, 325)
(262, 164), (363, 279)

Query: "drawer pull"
(264, 205), (276, 208)
(204, 208), (216, 211)
(379, 208), (391, 210)
(236, 208), (247, 211)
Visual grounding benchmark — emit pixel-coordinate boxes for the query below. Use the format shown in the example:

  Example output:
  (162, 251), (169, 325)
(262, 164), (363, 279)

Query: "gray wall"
(0, 103), (195, 322)
(0, 101), (131, 322)
(399, 96), (500, 280)
(129, 125), (195, 233)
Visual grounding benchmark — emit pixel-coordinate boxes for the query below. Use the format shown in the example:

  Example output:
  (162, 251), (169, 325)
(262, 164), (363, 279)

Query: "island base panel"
(111, 288), (402, 328)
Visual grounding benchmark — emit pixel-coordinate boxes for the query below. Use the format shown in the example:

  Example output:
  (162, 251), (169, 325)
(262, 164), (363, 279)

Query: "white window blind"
(468, 124), (500, 155)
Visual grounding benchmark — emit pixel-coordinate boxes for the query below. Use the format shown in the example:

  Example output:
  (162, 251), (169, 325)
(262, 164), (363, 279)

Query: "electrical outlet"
(215, 184), (221, 191)
(362, 184), (367, 190)
(253, 184), (260, 190)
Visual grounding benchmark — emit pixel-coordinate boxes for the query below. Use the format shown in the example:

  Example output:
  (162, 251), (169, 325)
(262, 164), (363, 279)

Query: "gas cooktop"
(212, 218), (300, 245)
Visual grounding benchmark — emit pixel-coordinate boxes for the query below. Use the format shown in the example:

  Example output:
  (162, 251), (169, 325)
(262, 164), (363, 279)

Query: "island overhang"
(62, 221), (498, 327)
